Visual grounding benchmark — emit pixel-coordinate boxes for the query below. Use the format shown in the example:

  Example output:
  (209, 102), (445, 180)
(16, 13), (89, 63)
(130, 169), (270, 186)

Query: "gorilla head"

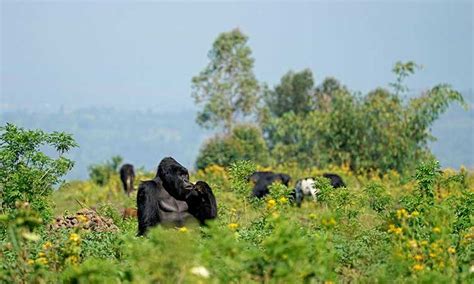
(157, 157), (195, 200)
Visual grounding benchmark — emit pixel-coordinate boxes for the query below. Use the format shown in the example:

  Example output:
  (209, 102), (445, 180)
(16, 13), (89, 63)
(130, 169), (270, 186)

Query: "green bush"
(0, 123), (77, 222)
(261, 63), (465, 175)
(196, 124), (270, 169)
(88, 155), (123, 186)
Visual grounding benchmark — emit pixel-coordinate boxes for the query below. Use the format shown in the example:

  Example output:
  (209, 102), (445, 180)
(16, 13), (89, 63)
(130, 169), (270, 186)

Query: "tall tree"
(192, 28), (260, 132)
(264, 69), (315, 117)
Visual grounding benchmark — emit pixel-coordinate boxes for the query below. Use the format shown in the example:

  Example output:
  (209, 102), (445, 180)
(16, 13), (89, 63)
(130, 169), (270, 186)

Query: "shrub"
(88, 155), (123, 186)
(196, 124), (270, 169)
(0, 123), (77, 222)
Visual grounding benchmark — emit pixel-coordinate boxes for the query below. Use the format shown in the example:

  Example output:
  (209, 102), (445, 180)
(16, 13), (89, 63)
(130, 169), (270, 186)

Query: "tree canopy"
(192, 28), (260, 132)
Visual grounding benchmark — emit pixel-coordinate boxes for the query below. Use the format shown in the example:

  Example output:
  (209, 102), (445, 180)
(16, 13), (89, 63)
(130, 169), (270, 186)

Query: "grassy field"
(1, 161), (473, 283)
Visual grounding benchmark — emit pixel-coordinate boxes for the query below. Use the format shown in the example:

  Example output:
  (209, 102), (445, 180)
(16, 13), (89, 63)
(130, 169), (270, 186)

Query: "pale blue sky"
(1, 1), (472, 111)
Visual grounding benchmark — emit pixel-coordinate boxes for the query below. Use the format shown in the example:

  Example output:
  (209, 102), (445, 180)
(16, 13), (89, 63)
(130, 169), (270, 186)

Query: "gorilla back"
(119, 164), (135, 196)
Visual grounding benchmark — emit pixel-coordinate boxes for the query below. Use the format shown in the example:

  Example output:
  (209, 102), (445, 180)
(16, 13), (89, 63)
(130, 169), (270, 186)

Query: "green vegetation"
(192, 28), (260, 132)
(196, 124), (270, 170)
(88, 155), (123, 186)
(1, 147), (472, 282)
(0, 123), (77, 222)
(1, 29), (472, 283)
(194, 30), (466, 175)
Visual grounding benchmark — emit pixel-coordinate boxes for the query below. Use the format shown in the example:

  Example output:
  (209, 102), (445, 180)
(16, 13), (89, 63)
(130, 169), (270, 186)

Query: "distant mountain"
(1, 91), (472, 179)
(1, 108), (211, 179)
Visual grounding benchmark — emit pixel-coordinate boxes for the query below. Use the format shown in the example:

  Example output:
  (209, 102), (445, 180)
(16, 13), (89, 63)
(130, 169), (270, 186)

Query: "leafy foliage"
(0, 123), (77, 221)
(262, 71), (465, 174)
(263, 68), (315, 117)
(1, 157), (473, 283)
(196, 124), (269, 169)
(192, 28), (260, 131)
(88, 155), (123, 186)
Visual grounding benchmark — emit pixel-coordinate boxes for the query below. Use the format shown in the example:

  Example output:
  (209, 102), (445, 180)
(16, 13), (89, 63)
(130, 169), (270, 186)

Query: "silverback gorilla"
(137, 157), (217, 236)
(249, 171), (291, 198)
(119, 164), (135, 196)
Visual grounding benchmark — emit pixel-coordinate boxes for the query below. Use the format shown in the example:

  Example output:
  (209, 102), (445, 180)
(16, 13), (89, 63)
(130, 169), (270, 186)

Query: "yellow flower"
(420, 240), (429, 246)
(408, 240), (418, 249)
(432, 227), (441, 233)
(412, 264), (424, 271)
(178, 227), (188, 233)
(396, 208), (409, 219)
(278, 196), (288, 204)
(411, 211), (420, 217)
(429, 253), (437, 258)
(309, 213), (317, 220)
(414, 254), (423, 261)
(27, 259), (35, 265)
(38, 252), (46, 257)
(448, 247), (456, 254)
(329, 218), (337, 226)
(388, 224), (403, 235)
(267, 199), (276, 209)
(228, 223), (239, 230)
(35, 257), (48, 265)
(69, 233), (80, 243)
(42, 241), (52, 250)
(67, 255), (79, 264)
(76, 215), (88, 223)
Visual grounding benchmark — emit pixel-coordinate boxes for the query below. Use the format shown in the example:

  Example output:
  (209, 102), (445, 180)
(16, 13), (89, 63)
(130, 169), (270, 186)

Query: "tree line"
(192, 28), (465, 175)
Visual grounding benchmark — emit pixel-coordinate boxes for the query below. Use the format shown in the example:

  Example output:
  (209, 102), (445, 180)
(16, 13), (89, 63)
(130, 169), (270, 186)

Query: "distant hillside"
(1, 91), (472, 179)
(1, 108), (211, 179)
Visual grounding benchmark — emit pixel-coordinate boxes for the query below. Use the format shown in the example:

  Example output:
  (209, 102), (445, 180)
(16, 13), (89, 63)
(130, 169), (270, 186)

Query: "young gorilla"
(119, 164), (135, 196)
(137, 157), (217, 236)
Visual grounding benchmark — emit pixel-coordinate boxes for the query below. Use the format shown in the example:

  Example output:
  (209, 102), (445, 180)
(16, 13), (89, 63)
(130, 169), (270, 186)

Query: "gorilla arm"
(137, 180), (161, 236)
(186, 181), (217, 225)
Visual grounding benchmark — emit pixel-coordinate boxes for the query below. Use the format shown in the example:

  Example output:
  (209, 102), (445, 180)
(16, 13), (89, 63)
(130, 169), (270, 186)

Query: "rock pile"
(50, 208), (118, 232)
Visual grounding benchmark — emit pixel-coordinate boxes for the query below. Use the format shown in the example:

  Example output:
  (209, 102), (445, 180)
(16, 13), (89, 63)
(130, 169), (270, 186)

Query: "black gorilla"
(249, 171), (291, 198)
(187, 181), (217, 225)
(119, 164), (135, 196)
(137, 157), (217, 236)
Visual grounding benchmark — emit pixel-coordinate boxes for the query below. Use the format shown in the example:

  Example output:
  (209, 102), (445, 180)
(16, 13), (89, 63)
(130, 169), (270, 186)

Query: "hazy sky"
(1, 1), (473, 111)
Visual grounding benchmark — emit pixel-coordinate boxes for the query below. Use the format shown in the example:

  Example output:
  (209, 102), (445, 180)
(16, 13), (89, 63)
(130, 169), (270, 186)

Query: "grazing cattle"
(323, 173), (346, 188)
(137, 157), (217, 236)
(119, 164), (135, 196)
(249, 171), (291, 198)
(293, 173), (346, 207)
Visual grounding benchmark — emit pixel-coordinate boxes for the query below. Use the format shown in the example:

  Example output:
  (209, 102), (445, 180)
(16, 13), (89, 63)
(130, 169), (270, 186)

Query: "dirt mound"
(50, 208), (118, 232)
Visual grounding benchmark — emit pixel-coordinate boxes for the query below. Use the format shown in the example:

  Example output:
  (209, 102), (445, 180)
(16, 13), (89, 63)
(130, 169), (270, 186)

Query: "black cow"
(137, 157), (217, 236)
(249, 171), (291, 198)
(119, 164), (135, 196)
